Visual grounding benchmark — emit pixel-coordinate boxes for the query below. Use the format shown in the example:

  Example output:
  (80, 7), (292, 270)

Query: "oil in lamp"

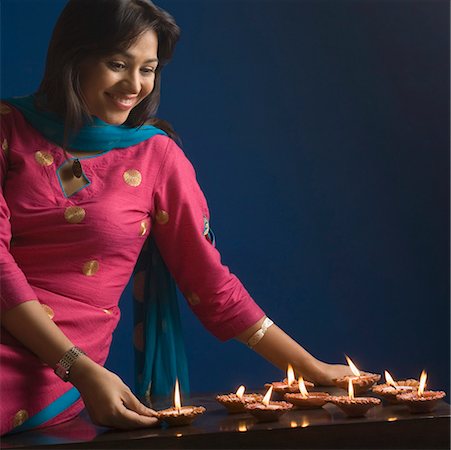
(329, 378), (381, 417)
(284, 377), (330, 409)
(216, 385), (263, 413)
(332, 355), (381, 394)
(372, 370), (420, 403)
(155, 379), (206, 426)
(265, 364), (314, 398)
(396, 370), (446, 413)
(244, 385), (293, 422)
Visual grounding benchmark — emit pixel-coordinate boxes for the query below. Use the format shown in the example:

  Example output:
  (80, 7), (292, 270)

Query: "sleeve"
(0, 105), (37, 311)
(152, 139), (265, 341)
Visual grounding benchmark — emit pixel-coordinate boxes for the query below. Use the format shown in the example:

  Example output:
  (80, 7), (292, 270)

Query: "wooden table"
(2, 388), (450, 449)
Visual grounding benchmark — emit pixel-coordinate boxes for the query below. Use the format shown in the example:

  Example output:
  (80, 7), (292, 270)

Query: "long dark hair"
(38, 0), (180, 141)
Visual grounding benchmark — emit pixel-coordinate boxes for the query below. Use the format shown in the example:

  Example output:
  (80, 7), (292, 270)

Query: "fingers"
(122, 390), (156, 417)
(114, 406), (160, 429)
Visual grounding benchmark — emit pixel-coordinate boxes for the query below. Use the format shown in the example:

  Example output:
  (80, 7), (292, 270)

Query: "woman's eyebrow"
(114, 50), (158, 64)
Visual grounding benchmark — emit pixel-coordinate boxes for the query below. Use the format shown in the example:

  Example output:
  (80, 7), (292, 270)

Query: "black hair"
(38, 0), (181, 141)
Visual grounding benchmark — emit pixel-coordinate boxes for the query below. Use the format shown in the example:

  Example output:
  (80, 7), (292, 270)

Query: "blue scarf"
(6, 95), (190, 399)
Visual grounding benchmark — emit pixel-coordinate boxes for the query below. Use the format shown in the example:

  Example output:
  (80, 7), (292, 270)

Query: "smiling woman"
(79, 31), (159, 125)
(0, 0), (358, 437)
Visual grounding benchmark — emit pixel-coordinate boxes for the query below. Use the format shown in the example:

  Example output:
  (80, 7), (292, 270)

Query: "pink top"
(0, 103), (264, 434)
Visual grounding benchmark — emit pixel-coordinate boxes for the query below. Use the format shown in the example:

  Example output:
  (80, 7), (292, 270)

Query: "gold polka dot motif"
(13, 409), (29, 428)
(186, 292), (201, 306)
(156, 210), (169, 225)
(2, 138), (8, 153)
(41, 304), (55, 320)
(64, 206), (86, 224)
(0, 103), (12, 115)
(123, 169), (142, 187)
(82, 260), (99, 276)
(133, 271), (145, 302)
(34, 151), (54, 166)
(139, 220), (148, 236)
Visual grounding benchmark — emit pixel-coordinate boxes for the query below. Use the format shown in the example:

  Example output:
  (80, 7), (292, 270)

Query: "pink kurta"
(0, 103), (264, 435)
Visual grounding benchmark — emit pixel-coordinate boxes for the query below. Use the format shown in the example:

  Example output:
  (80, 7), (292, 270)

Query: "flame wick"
(298, 377), (309, 398)
(348, 378), (355, 400)
(345, 355), (361, 377)
(262, 386), (273, 406)
(174, 378), (182, 411)
(287, 364), (295, 386)
(236, 385), (246, 399)
(385, 370), (398, 388)
(418, 370), (427, 396)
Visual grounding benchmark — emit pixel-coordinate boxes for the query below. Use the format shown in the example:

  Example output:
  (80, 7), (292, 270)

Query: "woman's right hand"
(70, 356), (158, 430)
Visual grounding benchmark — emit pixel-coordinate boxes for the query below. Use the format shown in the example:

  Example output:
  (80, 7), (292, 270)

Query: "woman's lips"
(105, 92), (138, 110)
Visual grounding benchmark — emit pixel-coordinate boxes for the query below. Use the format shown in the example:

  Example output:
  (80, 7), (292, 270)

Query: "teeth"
(108, 94), (135, 105)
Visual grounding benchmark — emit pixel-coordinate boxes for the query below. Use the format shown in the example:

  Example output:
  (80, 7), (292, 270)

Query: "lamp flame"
(298, 377), (309, 398)
(345, 355), (361, 377)
(384, 370), (398, 387)
(287, 364), (295, 386)
(236, 385), (245, 399)
(418, 370), (427, 396)
(262, 386), (273, 406)
(348, 378), (355, 400)
(174, 378), (181, 411)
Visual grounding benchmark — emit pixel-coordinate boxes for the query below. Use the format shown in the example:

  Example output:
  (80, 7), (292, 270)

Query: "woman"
(0, 0), (351, 435)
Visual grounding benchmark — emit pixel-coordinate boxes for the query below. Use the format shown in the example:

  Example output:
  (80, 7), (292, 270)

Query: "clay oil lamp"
(156, 379), (206, 426)
(332, 355), (381, 394)
(329, 378), (381, 418)
(396, 370), (446, 413)
(216, 385), (263, 413)
(244, 385), (293, 422)
(372, 370), (420, 404)
(284, 377), (330, 410)
(265, 364), (314, 399)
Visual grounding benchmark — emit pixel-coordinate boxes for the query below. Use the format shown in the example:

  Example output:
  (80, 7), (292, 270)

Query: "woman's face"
(79, 30), (159, 125)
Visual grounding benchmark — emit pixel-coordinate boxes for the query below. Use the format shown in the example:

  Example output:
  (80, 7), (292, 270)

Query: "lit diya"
(284, 377), (330, 409)
(155, 379), (205, 426)
(244, 386), (293, 422)
(216, 385), (263, 413)
(332, 355), (381, 394)
(396, 370), (446, 413)
(265, 364), (314, 398)
(329, 378), (381, 417)
(372, 370), (420, 404)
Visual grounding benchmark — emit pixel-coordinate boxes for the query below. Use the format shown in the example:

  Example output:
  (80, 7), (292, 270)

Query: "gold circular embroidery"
(133, 322), (144, 352)
(186, 292), (201, 306)
(103, 309), (112, 315)
(133, 271), (145, 302)
(2, 138), (8, 153)
(41, 304), (55, 320)
(0, 103), (11, 115)
(34, 151), (54, 166)
(156, 210), (169, 225)
(82, 260), (99, 276)
(64, 206), (86, 224)
(139, 220), (148, 236)
(13, 409), (29, 428)
(123, 169), (142, 187)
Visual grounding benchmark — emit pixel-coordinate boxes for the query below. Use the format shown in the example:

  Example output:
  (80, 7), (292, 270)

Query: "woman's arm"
(235, 317), (352, 385)
(1, 301), (158, 429)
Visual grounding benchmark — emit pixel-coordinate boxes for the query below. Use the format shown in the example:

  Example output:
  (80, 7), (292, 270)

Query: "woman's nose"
(123, 70), (140, 94)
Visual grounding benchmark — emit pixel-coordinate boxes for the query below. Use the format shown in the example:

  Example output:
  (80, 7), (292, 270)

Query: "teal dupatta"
(6, 95), (189, 431)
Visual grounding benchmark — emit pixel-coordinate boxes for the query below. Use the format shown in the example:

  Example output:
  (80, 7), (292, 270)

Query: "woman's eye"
(141, 66), (156, 75)
(108, 61), (126, 71)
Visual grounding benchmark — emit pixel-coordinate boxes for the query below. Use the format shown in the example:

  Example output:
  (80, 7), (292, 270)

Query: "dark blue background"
(1, 0), (449, 395)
